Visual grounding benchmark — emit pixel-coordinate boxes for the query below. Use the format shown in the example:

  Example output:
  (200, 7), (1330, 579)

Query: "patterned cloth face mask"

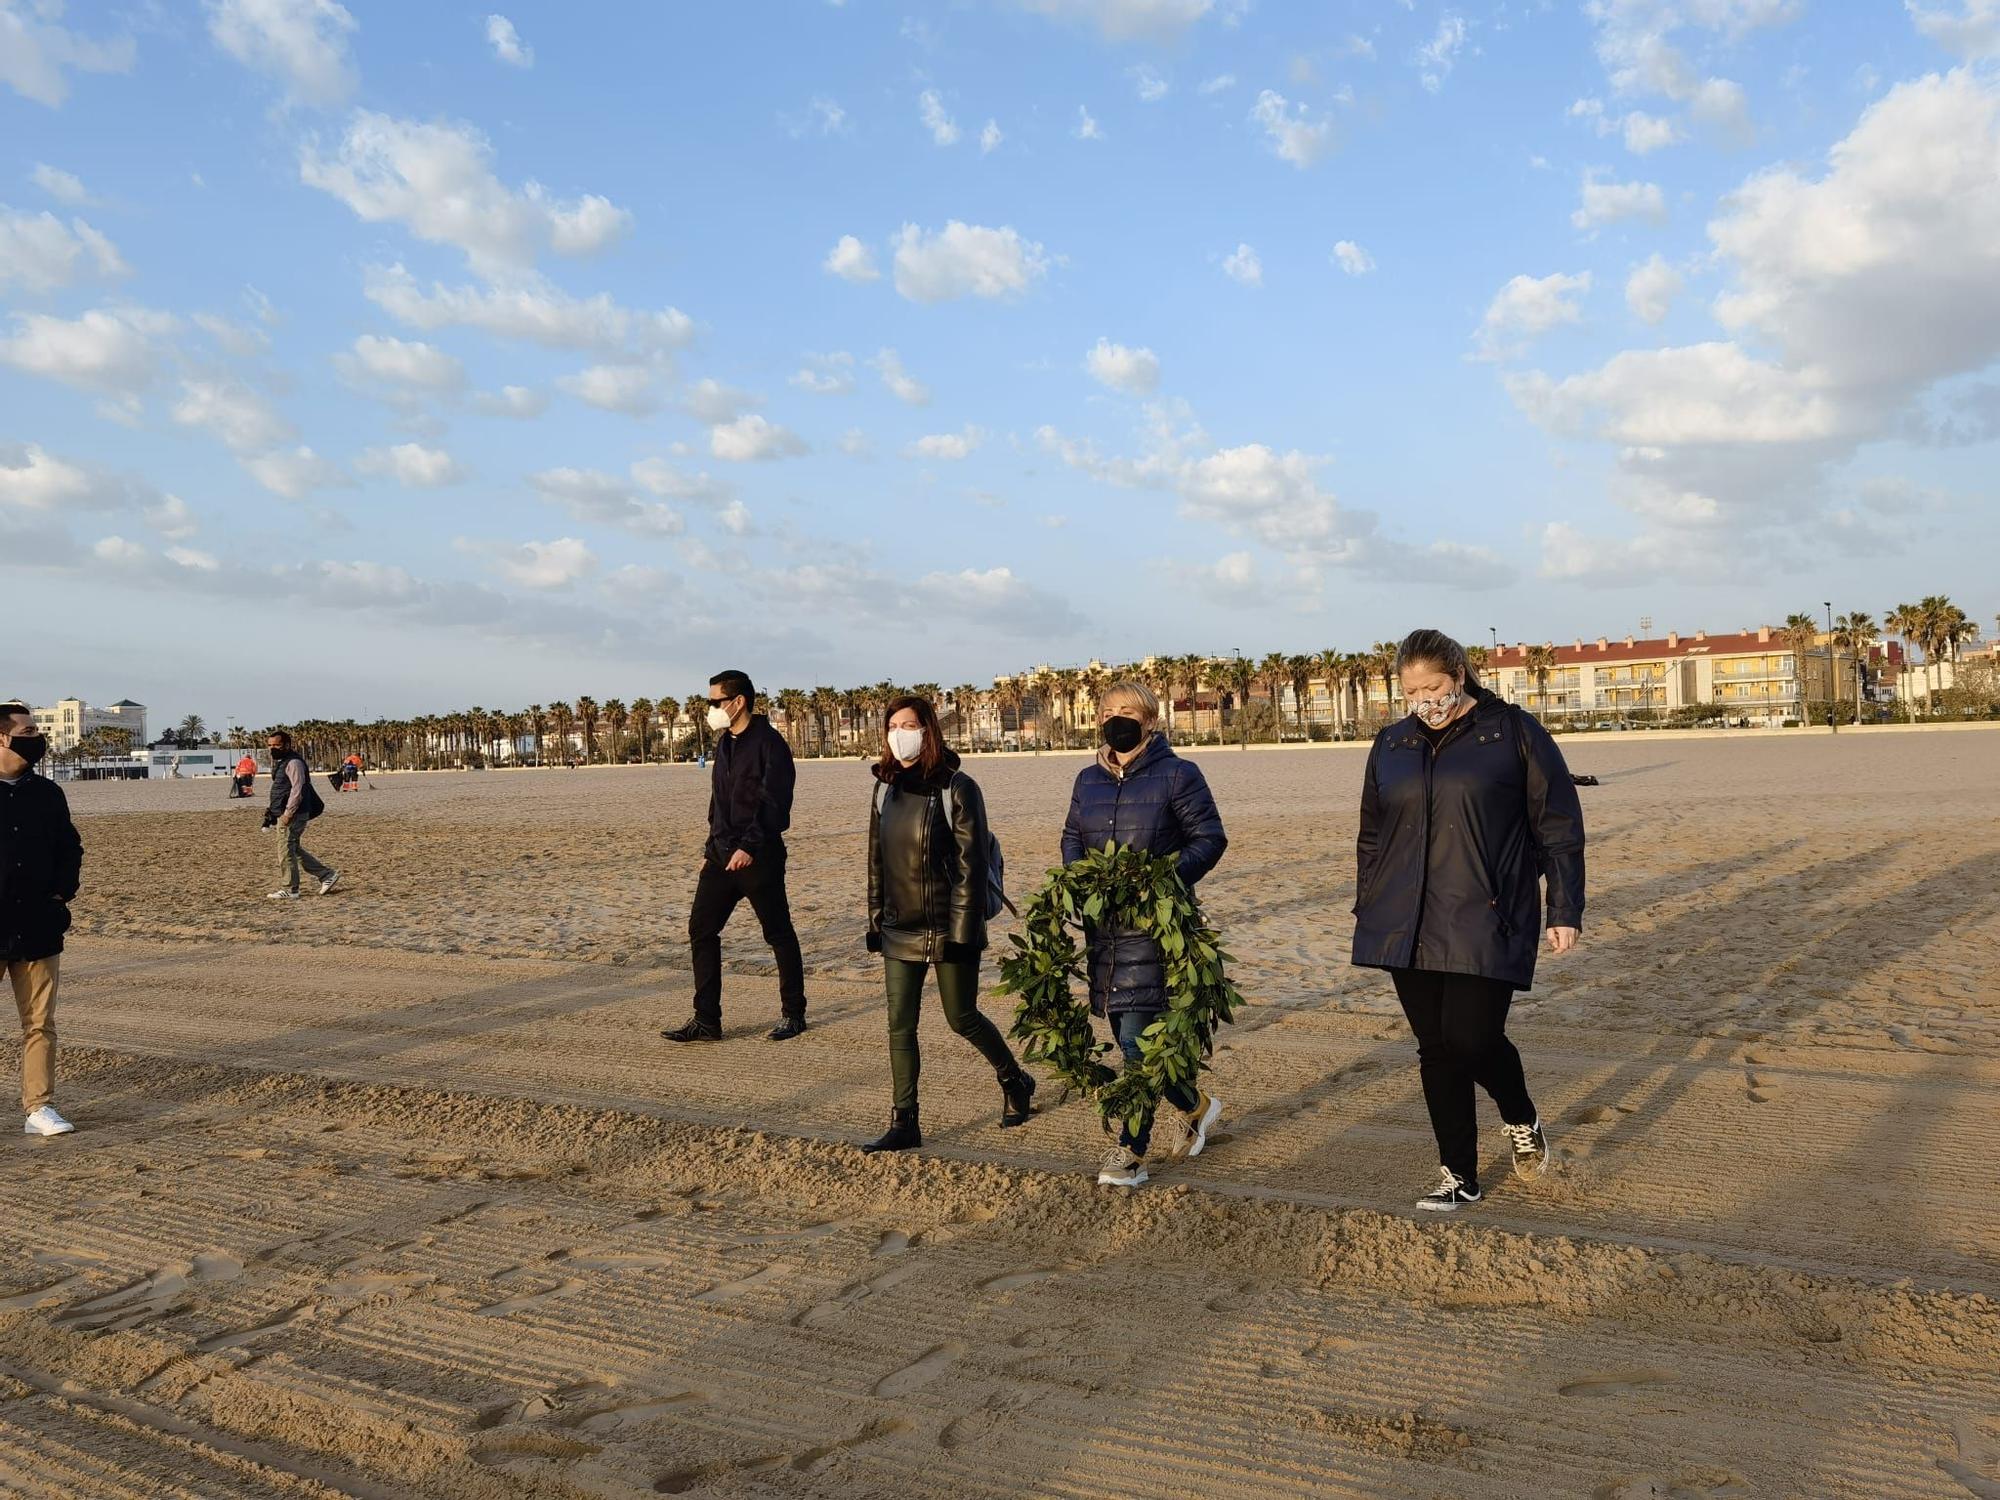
(1410, 689), (1462, 728)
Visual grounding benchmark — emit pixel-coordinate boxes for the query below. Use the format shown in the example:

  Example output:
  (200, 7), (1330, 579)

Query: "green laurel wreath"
(995, 842), (1243, 1139)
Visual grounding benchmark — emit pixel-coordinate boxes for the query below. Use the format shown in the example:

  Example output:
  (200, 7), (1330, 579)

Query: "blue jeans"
(1113, 1008), (1200, 1154)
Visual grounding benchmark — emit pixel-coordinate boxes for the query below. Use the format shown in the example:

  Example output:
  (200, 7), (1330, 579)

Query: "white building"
(32, 696), (148, 753)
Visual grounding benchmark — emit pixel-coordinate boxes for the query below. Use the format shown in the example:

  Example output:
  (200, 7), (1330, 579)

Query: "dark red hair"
(875, 694), (945, 781)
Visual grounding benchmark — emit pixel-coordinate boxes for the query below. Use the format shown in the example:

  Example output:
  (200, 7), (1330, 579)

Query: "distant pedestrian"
(1351, 628), (1585, 1212)
(232, 753), (257, 798)
(1061, 679), (1228, 1188)
(663, 672), (809, 1043)
(0, 701), (83, 1137)
(262, 731), (338, 899)
(859, 695), (1034, 1154)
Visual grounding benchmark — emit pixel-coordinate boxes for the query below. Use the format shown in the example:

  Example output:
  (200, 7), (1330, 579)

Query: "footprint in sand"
(52, 1251), (243, 1334)
(791, 1416), (914, 1473)
(570, 1391), (710, 1435)
(654, 1454), (790, 1493)
(693, 1263), (787, 1304)
(1559, 1369), (1676, 1398)
(1592, 1469), (1750, 1499)
(1205, 1282), (1260, 1314)
(196, 1302), (317, 1354)
(873, 1230), (914, 1257)
(475, 1279), (583, 1317)
(1937, 1417), (2000, 1500)
(730, 1218), (851, 1247)
(979, 1268), (1062, 1295)
(873, 1343), (966, 1398)
(471, 1432), (601, 1465)
(0, 1274), (88, 1313)
(553, 1249), (681, 1272)
(793, 1262), (918, 1328)
(1745, 1070), (1777, 1104)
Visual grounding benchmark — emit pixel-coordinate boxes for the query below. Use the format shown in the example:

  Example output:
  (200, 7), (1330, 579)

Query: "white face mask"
(887, 726), (926, 763)
(706, 703), (735, 733)
(1411, 689), (1462, 728)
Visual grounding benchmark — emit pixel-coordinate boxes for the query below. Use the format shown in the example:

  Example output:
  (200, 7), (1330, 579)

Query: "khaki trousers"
(7, 955), (58, 1114)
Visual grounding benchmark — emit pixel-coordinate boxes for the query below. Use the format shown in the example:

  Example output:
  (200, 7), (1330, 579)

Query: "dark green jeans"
(884, 957), (1017, 1111)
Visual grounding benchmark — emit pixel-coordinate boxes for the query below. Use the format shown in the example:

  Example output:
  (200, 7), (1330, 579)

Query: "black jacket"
(263, 753), (324, 826)
(1350, 683), (1585, 990)
(866, 749), (988, 964)
(0, 773), (83, 963)
(705, 715), (794, 864)
(1060, 736), (1228, 1015)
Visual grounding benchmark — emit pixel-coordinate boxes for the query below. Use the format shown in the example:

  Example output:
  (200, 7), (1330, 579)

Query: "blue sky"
(3, 0), (1997, 731)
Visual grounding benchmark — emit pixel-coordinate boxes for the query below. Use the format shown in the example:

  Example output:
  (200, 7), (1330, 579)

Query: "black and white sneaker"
(1501, 1119), (1551, 1180)
(1416, 1166), (1482, 1212)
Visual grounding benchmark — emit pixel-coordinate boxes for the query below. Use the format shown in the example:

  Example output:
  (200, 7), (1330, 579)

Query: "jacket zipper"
(918, 789), (935, 962)
(1415, 734), (1434, 965)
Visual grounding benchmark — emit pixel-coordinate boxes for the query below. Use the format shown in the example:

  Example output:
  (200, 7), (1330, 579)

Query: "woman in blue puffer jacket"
(1060, 678), (1228, 1188)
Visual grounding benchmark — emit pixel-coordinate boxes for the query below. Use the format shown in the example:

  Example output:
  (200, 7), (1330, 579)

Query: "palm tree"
(1221, 653), (1257, 748)
(992, 676), (1025, 750)
(1257, 650), (1290, 739)
(1886, 601), (1924, 721)
(630, 696), (654, 763)
(775, 689), (808, 755)
(574, 696), (600, 764)
(1286, 653), (1314, 739)
(549, 702), (576, 767)
(1173, 654), (1206, 742)
(1524, 643), (1558, 721)
(950, 683), (982, 745)
(1312, 649), (1344, 736)
(176, 714), (207, 745)
(808, 686), (837, 757)
(1344, 651), (1373, 731)
(683, 693), (712, 760)
(1833, 612), (1877, 725)
(603, 698), (629, 763)
(526, 704), (547, 766)
(1781, 612), (1820, 726)
(1372, 641), (1400, 725)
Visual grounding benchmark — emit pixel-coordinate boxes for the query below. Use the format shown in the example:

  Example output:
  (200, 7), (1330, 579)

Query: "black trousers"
(688, 850), (807, 1025)
(1390, 967), (1536, 1187)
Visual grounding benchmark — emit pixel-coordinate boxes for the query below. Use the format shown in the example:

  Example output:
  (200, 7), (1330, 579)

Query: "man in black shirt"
(0, 701), (83, 1136)
(664, 671), (810, 1042)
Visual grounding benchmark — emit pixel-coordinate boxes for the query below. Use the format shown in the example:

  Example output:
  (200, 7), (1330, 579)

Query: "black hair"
(0, 702), (31, 721)
(268, 729), (294, 748)
(709, 670), (754, 705)
(1395, 629), (1478, 687)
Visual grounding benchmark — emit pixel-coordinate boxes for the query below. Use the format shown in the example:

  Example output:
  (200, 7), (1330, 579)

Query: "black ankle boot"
(861, 1107), (921, 1154)
(999, 1067), (1037, 1128)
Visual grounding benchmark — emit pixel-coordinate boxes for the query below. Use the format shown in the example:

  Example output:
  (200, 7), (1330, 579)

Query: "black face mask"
(6, 734), (48, 768)
(1101, 716), (1145, 754)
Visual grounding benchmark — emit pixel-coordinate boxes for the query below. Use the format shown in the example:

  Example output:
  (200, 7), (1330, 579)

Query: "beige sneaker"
(1096, 1145), (1147, 1188)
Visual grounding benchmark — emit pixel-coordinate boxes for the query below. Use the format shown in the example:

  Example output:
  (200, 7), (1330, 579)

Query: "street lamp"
(1824, 601), (1838, 735)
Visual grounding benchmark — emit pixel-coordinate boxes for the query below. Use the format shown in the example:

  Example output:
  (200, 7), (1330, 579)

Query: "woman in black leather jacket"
(1061, 679), (1227, 1188)
(1352, 628), (1586, 1212)
(860, 695), (1035, 1154)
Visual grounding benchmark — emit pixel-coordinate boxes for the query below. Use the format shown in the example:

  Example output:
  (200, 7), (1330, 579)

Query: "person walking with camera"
(664, 671), (810, 1043)
(859, 695), (1035, 1154)
(1351, 628), (1585, 1211)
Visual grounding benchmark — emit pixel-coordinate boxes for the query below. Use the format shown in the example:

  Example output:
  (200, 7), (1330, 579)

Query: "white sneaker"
(1096, 1145), (1148, 1189)
(1416, 1165), (1482, 1212)
(1183, 1091), (1223, 1158)
(318, 871), (341, 895)
(24, 1106), (74, 1137)
(267, 889), (300, 901)
(1501, 1119), (1551, 1180)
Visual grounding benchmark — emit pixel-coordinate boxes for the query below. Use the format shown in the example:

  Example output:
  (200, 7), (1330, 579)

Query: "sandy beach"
(4, 729), (1998, 1498)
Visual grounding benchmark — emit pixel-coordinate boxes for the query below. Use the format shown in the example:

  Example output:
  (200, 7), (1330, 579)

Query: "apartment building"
(30, 696), (149, 752)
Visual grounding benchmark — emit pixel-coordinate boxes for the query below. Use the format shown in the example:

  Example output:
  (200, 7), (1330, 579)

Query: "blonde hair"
(1099, 678), (1160, 724)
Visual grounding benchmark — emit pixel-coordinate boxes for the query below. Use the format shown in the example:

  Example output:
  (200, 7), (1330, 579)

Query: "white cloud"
(192, 312), (270, 358)
(557, 362), (661, 416)
(1074, 104), (1104, 140)
(302, 112), (630, 274)
(1130, 65), (1169, 101)
(529, 467), (686, 535)
(907, 425), (987, 460)
(630, 457), (730, 505)
(145, 494), (197, 538)
(1907, 0), (2000, 59)
(0, 3), (135, 108)
(0, 207), (128, 291)
(333, 333), (465, 391)
(173, 376), (296, 453)
(165, 544), (220, 571)
(1085, 337), (1161, 394)
(1572, 171), (1668, 229)
(92, 535), (143, 564)
(471, 384), (548, 418)
(790, 350), (855, 395)
(870, 347), (931, 405)
(1414, 13), (1468, 92)
(243, 445), (345, 499)
(1222, 243), (1263, 286)
(29, 163), (88, 204)
(486, 536), (596, 589)
(1016, 0), (1214, 44)
(364, 264), (690, 354)
(1508, 341), (1839, 447)
(980, 119), (1004, 152)
(784, 95), (847, 137)
(1198, 73), (1236, 94)
(0, 306), (174, 398)
(485, 13), (532, 67)
(1690, 77), (1753, 140)
(823, 233), (880, 283)
(891, 221), (1050, 302)
(1621, 110), (1683, 152)
(357, 441), (465, 487)
(838, 428), (873, 458)
(1582, 0), (1787, 145)
(1332, 240), (1375, 275)
(918, 88), (960, 146)
(1249, 89), (1335, 168)
(1475, 271), (1592, 359)
(711, 414), (808, 461)
(0, 442), (100, 509)
(207, 0), (357, 106)
(683, 378), (761, 425)
(1625, 253), (1683, 324)
(1339, 32), (1376, 60)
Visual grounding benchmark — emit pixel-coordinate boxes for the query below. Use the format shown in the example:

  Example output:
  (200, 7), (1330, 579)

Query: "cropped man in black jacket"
(1, 702), (83, 1137)
(665, 671), (810, 1043)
